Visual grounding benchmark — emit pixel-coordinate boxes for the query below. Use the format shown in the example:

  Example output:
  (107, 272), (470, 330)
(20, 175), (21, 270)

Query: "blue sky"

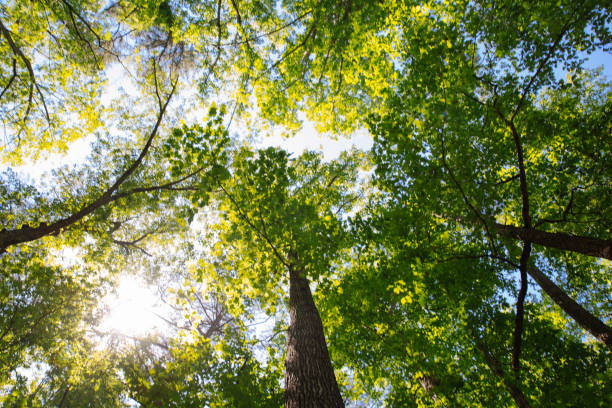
(584, 49), (611, 79)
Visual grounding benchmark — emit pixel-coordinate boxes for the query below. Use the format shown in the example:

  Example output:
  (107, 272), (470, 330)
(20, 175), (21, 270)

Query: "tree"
(113, 235), (284, 408)
(316, 200), (611, 407)
(121, 327), (283, 408)
(168, 144), (367, 406)
(0, 244), (116, 406)
(2, 1), (611, 406)
(366, 3), (611, 350)
(0, 75), (177, 252)
(0, 1), (290, 403)
(5, 345), (127, 408)
(0, 0), (112, 161)
(239, 0), (611, 404)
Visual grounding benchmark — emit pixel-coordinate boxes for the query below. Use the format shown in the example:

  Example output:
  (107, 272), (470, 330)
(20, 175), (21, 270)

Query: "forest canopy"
(0, 0), (610, 407)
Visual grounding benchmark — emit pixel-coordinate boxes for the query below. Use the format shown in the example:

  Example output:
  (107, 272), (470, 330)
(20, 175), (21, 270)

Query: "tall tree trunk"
(527, 266), (611, 346)
(493, 223), (612, 260)
(285, 264), (344, 408)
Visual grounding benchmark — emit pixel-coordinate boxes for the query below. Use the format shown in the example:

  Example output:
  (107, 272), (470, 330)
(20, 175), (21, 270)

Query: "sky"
(579, 48), (611, 79)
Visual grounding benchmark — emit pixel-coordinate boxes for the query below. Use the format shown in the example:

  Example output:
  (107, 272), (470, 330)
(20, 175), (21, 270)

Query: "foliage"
(184, 146), (366, 317)
(1, 0), (611, 406)
(121, 328), (283, 408)
(0, 245), (112, 406)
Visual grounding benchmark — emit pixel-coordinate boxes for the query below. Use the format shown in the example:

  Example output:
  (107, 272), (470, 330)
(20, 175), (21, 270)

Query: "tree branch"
(511, 18), (574, 121)
(512, 242), (531, 375)
(61, 0), (101, 68)
(493, 222), (612, 260)
(507, 121), (531, 228)
(217, 181), (291, 268)
(533, 190), (574, 228)
(0, 77), (178, 252)
(527, 265), (611, 347)
(0, 58), (17, 101)
(476, 340), (532, 408)
(229, 0), (252, 51)
(112, 228), (159, 256)
(438, 87), (498, 253)
(257, 23), (316, 81)
(0, 18), (50, 121)
(495, 173), (520, 186)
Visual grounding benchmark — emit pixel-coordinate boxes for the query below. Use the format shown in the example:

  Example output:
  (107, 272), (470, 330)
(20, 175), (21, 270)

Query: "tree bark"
(285, 264), (344, 408)
(527, 265), (611, 346)
(493, 223), (612, 260)
(476, 341), (531, 408)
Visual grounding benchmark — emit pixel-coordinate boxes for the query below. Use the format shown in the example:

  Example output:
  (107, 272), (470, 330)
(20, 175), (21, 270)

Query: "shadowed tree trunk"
(527, 265), (611, 346)
(285, 263), (344, 408)
(493, 223), (612, 260)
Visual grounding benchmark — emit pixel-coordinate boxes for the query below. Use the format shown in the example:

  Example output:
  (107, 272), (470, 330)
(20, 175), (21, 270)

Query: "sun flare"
(99, 275), (161, 337)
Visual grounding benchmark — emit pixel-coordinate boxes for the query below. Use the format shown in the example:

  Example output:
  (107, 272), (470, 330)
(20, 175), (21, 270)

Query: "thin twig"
(0, 58), (17, 100)
(511, 18), (575, 121)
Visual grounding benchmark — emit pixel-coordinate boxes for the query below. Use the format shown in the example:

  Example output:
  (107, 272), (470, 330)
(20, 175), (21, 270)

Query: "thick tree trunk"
(285, 264), (344, 408)
(476, 341), (531, 408)
(527, 266), (611, 346)
(493, 223), (612, 260)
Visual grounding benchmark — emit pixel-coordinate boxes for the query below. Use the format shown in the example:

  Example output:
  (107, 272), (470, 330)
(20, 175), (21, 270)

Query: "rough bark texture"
(493, 223), (612, 260)
(284, 265), (344, 408)
(528, 266), (612, 347)
(476, 342), (531, 408)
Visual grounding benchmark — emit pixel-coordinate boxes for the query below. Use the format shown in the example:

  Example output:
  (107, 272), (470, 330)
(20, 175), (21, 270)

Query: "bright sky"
(261, 121), (372, 158)
(98, 274), (164, 338)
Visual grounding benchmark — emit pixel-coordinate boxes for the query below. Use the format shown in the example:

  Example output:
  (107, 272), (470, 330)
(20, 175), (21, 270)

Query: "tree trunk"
(57, 386), (71, 408)
(527, 266), (611, 346)
(493, 223), (612, 260)
(476, 341), (531, 408)
(285, 264), (344, 408)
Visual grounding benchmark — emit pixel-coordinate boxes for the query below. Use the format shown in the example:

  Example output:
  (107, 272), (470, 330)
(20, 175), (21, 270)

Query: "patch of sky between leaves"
(14, 63), (373, 189)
